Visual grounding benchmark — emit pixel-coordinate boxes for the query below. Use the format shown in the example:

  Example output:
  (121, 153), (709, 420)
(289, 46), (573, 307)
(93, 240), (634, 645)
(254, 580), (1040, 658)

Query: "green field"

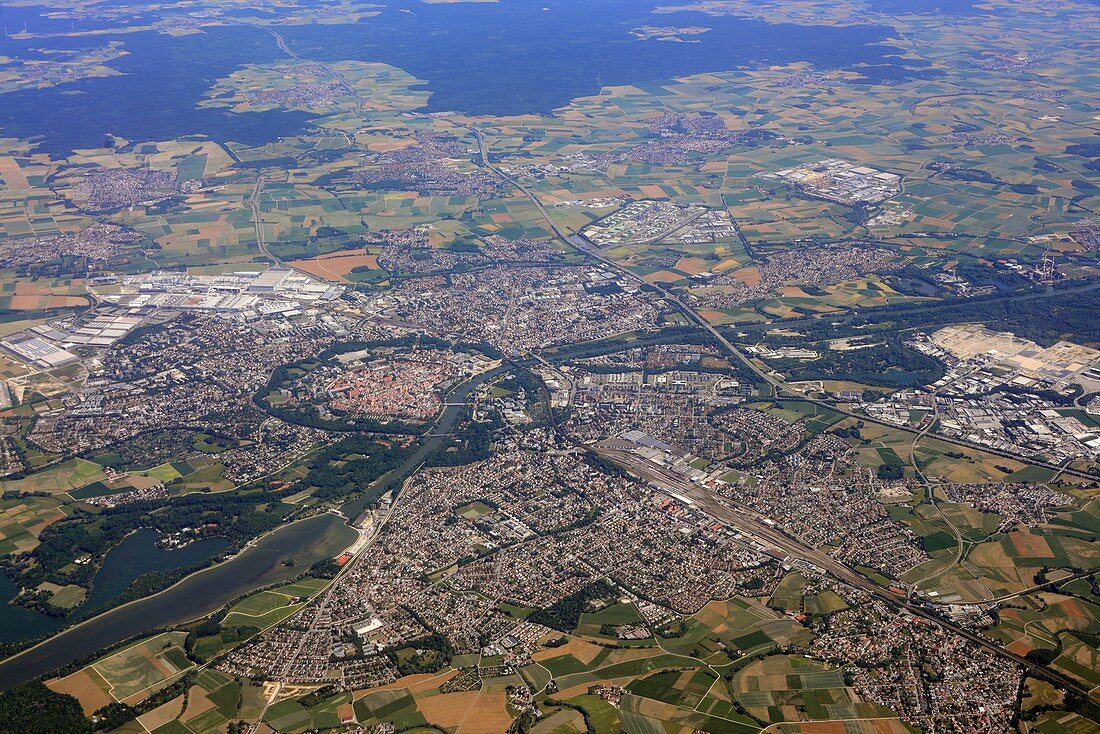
(222, 577), (328, 628)
(89, 631), (194, 701)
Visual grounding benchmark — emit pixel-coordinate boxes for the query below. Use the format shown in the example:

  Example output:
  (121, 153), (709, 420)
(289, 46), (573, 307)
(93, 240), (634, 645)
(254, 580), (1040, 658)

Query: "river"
(0, 513), (355, 689)
(0, 364), (508, 689)
(340, 363), (510, 520)
(0, 529), (229, 645)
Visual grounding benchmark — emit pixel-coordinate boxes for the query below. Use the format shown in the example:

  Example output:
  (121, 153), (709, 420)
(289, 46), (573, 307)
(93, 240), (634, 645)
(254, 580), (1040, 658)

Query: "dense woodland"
(739, 282), (1100, 348)
(768, 340), (945, 389)
(0, 682), (90, 734)
(2, 492), (293, 614)
(528, 579), (617, 632)
(290, 434), (411, 502)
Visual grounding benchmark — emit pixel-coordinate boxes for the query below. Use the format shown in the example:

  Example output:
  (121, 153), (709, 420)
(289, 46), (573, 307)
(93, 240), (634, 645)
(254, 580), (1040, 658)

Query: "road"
(461, 126), (1100, 702)
(728, 213), (756, 260)
(465, 123), (1097, 481)
(904, 381), (970, 597)
(637, 207), (708, 246)
(221, 84), (1100, 704)
(464, 124), (783, 387)
(247, 173), (278, 266)
(264, 27), (366, 114)
(243, 24), (370, 270)
(256, 483), (403, 722)
(253, 363), (510, 715)
(732, 278), (1100, 340)
(595, 446), (1100, 704)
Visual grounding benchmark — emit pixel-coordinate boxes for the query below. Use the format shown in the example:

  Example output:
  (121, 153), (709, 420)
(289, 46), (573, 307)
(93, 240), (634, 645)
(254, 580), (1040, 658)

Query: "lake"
(0, 513), (355, 689)
(0, 528), (228, 645)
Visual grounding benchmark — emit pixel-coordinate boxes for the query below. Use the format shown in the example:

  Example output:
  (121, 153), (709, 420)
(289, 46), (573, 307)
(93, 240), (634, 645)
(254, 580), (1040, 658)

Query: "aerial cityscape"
(0, 0), (1097, 733)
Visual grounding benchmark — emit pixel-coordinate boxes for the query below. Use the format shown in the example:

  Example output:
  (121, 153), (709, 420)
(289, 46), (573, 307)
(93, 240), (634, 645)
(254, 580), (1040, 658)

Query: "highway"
(465, 123), (1097, 482)
(594, 446), (1100, 704)
(242, 25), (368, 269)
(247, 173), (279, 266)
(462, 124), (1100, 703)
(264, 27), (366, 114)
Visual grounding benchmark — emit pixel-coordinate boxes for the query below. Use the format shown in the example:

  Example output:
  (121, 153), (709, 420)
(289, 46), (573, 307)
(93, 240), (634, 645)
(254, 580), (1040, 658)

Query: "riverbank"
(0, 364), (510, 689)
(0, 512), (355, 690)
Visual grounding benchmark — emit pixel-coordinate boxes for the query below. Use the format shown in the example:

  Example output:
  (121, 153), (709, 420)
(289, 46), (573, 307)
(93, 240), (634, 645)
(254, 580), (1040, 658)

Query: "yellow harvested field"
(354, 669), (459, 698)
(794, 721), (912, 734)
(557, 678), (622, 699)
(631, 695), (684, 720)
(642, 269), (684, 284)
(47, 669), (113, 715)
(729, 266), (762, 285)
(697, 308), (732, 324)
(694, 600), (733, 633)
(136, 696), (185, 731)
(456, 691), (512, 734)
(1009, 530), (1054, 558)
(969, 543), (1023, 576)
(180, 686), (216, 721)
(797, 723), (848, 734)
(777, 286), (810, 297)
(291, 251), (381, 282)
(364, 138), (418, 153)
(0, 157), (30, 190)
(416, 691), (480, 729)
(9, 294), (88, 310)
(14, 282), (62, 295)
(532, 637), (605, 665)
(674, 256), (711, 275)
